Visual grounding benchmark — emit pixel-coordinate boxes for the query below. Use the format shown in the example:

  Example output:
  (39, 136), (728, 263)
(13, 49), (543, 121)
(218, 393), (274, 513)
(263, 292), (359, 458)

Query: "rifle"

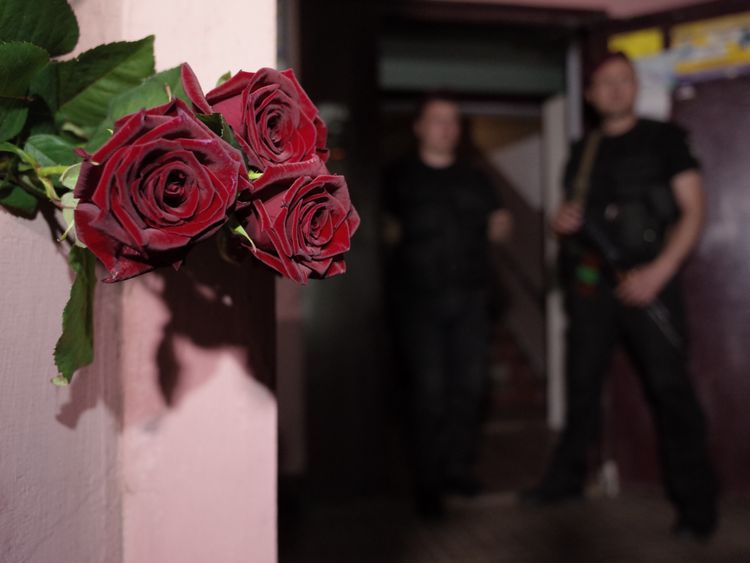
(580, 216), (684, 352)
(570, 130), (683, 352)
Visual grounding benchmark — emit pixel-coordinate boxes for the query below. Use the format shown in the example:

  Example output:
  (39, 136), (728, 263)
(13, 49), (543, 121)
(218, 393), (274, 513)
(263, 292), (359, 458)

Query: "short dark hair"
(414, 91), (459, 121)
(585, 51), (634, 87)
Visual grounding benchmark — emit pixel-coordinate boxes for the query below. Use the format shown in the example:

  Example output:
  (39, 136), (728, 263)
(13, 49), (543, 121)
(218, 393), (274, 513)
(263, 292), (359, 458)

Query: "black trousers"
(396, 288), (490, 496)
(543, 278), (717, 523)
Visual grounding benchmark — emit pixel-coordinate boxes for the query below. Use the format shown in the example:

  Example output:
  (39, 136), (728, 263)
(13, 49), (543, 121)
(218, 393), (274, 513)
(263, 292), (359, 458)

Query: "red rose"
(74, 99), (250, 282)
(181, 64), (329, 172)
(241, 164), (360, 284)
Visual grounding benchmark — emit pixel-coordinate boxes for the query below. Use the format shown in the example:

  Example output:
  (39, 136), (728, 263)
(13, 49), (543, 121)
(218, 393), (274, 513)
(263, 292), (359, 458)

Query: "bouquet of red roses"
(75, 65), (359, 285)
(0, 0), (359, 383)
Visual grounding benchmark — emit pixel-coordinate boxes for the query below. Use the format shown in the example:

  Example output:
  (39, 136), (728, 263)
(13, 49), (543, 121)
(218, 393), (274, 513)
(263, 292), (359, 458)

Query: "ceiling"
(427, 0), (710, 19)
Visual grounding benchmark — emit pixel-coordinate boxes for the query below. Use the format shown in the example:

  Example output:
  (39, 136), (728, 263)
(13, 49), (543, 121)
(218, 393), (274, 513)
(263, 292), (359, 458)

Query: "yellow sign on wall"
(672, 12), (750, 76)
(608, 28), (664, 60)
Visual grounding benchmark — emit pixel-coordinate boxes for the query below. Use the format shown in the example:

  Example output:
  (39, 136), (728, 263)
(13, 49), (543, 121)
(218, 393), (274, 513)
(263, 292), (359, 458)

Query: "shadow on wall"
(55, 237), (276, 430)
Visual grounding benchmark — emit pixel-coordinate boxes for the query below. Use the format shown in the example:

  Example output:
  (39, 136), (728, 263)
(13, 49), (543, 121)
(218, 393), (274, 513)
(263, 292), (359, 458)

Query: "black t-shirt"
(563, 119), (700, 267)
(384, 156), (502, 293)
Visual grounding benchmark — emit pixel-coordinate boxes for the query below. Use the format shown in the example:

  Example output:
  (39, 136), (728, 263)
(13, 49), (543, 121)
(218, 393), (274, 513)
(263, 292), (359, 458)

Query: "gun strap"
(572, 129), (602, 204)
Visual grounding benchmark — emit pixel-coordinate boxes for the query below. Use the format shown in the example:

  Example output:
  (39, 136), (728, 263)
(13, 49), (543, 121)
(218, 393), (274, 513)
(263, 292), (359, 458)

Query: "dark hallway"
(277, 1), (750, 561)
(281, 403), (750, 562)
(280, 324), (750, 562)
(281, 496), (750, 562)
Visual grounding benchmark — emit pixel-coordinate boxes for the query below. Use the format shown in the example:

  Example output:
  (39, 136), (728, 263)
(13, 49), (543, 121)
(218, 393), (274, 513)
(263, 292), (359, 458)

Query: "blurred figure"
(523, 53), (718, 539)
(383, 94), (512, 519)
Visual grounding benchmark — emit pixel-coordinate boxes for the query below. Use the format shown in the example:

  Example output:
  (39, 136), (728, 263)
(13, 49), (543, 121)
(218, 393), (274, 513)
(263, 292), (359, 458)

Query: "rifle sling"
(572, 129), (602, 205)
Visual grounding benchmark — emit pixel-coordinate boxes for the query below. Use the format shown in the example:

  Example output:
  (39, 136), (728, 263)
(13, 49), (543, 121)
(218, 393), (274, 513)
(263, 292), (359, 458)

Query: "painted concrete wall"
(72, 0), (276, 85)
(0, 214), (123, 563)
(119, 247), (277, 563)
(542, 95), (570, 431)
(1, 1), (278, 562)
(489, 135), (544, 210)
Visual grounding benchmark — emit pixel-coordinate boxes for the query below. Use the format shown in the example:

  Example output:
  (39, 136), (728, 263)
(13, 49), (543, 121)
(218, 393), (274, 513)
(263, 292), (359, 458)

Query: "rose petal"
(206, 71), (256, 105)
(250, 199), (308, 283)
(73, 98), (245, 281)
(202, 67), (328, 171)
(180, 63), (212, 114)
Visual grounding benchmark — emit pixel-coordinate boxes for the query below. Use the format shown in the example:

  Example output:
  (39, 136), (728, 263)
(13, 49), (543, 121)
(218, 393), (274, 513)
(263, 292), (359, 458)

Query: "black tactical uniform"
(385, 155), (502, 513)
(536, 119), (717, 535)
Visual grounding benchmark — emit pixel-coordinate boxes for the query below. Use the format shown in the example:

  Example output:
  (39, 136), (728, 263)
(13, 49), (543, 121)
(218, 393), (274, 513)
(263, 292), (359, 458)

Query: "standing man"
(384, 94), (511, 519)
(524, 52), (717, 539)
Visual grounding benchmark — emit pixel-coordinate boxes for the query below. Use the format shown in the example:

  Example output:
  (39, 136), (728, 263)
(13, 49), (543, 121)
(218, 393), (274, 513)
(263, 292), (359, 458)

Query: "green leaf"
(60, 162), (81, 190)
(84, 128), (113, 153)
(0, 141), (64, 202)
(59, 121), (88, 140)
(227, 216), (256, 251)
(0, 102), (28, 142)
(107, 66), (189, 122)
(0, 180), (38, 217)
(197, 113), (242, 151)
(54, 246), (96, 384)
(30, 62), (59, 115)
(196, 113), (222, 134)
(0, 42), (50, 97)
(0, 141), (37, 166)
(37, 174), (59, 201)
(59, 190), (81, 244)
(0, 0), (79, 56)
(46, 36), (156, 128)
(27, 119), (57, 137)
(24, 134), (80, 167)
(18, 175), (46, 198)
(216, 71), (231, 87)
(0, 41), (49, 141)
(84, 66), (190, 152)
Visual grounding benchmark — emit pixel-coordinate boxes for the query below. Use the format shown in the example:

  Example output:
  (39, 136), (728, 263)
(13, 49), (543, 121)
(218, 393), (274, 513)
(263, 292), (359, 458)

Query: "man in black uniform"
(525, 53), (718, 539)
(384, 94), (511, 518)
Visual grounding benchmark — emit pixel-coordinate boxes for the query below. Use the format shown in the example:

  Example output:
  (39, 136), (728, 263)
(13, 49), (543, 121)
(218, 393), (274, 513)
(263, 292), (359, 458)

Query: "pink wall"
(0, 213), (123, 563)
(71, 0), (276, 86)
(1, 1), (279, 562)
(118, 246), (277, 563)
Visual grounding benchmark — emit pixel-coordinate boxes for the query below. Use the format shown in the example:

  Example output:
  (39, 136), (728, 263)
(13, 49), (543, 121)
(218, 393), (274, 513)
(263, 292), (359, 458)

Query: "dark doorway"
(280, 0), (601, 514)
(278, 1), (750, 561)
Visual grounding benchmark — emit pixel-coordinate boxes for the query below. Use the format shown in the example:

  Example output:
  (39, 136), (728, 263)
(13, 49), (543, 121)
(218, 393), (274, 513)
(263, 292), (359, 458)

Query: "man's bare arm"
(488, 209), (513, 243)
(656, 170), (706, 274)
(617, 169), (705, 306)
